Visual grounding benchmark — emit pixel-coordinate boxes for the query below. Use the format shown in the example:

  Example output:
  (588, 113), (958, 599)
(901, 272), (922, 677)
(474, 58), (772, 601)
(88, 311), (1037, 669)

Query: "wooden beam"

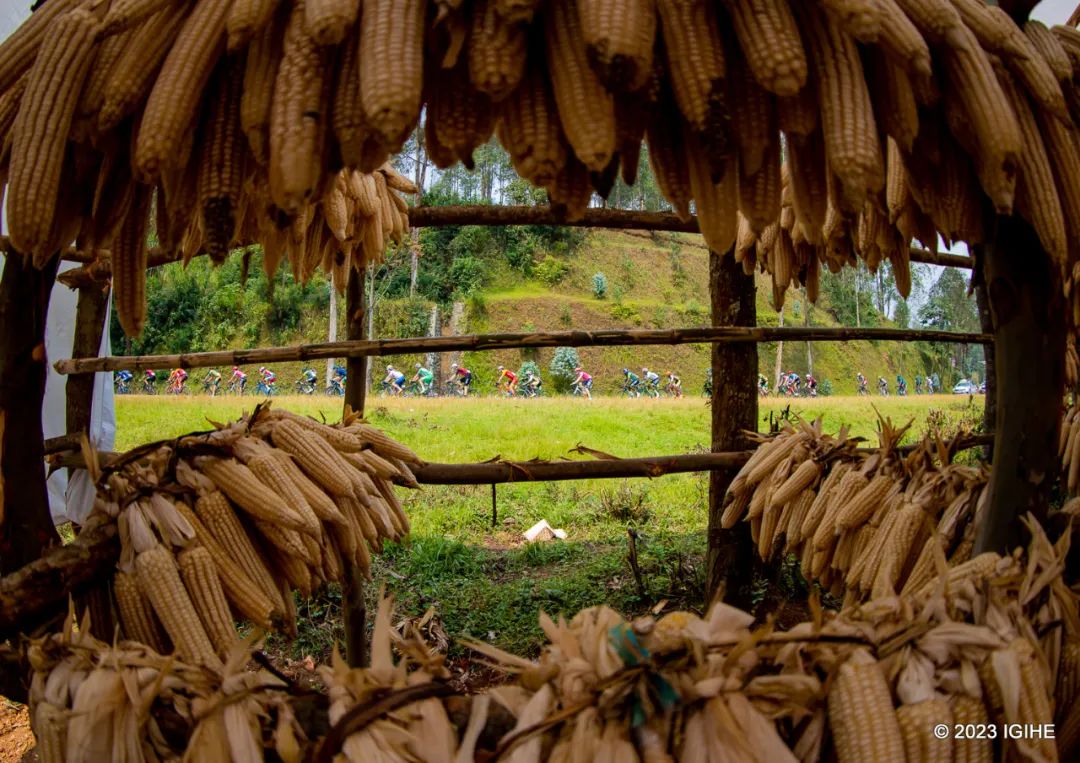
(55, 326), (993, 375)
(342, 267), (368, 669)
(1, 255), (62, 575)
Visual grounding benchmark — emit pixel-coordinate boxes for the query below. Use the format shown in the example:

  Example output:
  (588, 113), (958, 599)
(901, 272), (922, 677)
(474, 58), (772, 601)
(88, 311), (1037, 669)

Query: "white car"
(952, 379), (976, 394)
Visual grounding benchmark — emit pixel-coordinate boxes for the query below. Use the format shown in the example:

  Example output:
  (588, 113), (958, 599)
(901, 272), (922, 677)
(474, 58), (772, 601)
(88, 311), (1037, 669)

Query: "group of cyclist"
(855, 372), (937, 397)
(115, 365), (346, 396)
(619, 367), (683, 398)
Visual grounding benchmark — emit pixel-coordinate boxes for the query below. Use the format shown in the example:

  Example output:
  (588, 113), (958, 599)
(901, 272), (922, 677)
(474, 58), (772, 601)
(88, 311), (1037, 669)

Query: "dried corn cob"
(240, 13), (282, 166)
(6, 7), (100, 264)
(196, 456), (310, 531)
(135, 545), (221, 668)
(1025, 21), (1073, 83)
(303, 0), (360, 46)
(135, 0), (230, 181)
(0, 0), (75, 96)
(359, 0), (425, 151)
(722, 0), (807, 96)
(227, 0), (282, 51)
(1005, 30), (1069, 121)
(875, 0), (932, 78)
(112, 184), (153, 338)
(427, 59), (496, 170)
(645, 103), (692, 221)
(686, 131), (737, 255)
(268, 419), (356, 496)
(178, 546), (238, 657)
(951, 694), (993, 763)
(819, 0), (882, 43)
(738, 136), (782, 235)
(829, 650), (905, 763)
(198, 62), (246, 261)
(114, 570), (170, 653)
(577, 0), (656, 93)
(866, 49), (919, 153)
(468, 0), (527, 101)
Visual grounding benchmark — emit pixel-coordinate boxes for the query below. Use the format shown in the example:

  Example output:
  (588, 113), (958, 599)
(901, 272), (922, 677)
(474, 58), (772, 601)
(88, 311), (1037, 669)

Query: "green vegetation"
(115, 395), (985, 657)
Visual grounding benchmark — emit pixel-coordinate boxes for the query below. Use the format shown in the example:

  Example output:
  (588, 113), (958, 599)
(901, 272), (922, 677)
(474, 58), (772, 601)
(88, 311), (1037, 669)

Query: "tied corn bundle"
(86, 402), (419, 663)
(1, 0), (1078, 315)
(26, 515), (1078, 762)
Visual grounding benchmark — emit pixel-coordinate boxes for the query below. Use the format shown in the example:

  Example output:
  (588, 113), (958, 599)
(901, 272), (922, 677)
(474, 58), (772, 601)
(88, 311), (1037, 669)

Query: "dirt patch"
(0, 700), (36, 763)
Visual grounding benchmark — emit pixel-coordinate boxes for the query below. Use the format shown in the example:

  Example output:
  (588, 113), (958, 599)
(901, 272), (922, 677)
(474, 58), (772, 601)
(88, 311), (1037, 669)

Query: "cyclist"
(229, 366), (247, 395)
(258, 366), (277, 394)
(573, 367), (593, 399)
(786, 371), (801, 397)
(896, 374), (907, 396)
(143, 369), (157, 393)
(202, 368), (222, 396)
(411, 363), (434, 395)
(641, 367), (661, 397)
(167, 367), (188, 394)
(927, 375), (936, 394)
(878, 376), (889, 396)
(297, 367), (318, 394)
(914, 374), (923, 395)
(521, 369), (543, 397)
(665, 370), (683, 398)
(622, 368), (642, 397)
(382, 365), (406, 395)
(758, 373), (769, 397)
(805, 374), (818, 397)
(449, 363), (472, 395)
(856, 372), (868, 396)
(497, 365), (519, 396)
(115, 370), (133, 394)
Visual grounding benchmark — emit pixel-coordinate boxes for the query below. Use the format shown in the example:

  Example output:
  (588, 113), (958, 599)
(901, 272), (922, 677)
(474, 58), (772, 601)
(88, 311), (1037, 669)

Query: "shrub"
(450, 255), (488, 296)
(519, 360), (542, 380)
(592, 272), (608, 299)
(534, 255), (570, 285)
(550, 347), (582, 392)
(559, 304), (574, 327)
(820, 379), (833, 396)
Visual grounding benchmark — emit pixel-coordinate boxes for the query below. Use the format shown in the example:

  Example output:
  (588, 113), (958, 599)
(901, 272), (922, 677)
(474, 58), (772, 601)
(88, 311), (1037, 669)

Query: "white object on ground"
(524, 519), (567, 542)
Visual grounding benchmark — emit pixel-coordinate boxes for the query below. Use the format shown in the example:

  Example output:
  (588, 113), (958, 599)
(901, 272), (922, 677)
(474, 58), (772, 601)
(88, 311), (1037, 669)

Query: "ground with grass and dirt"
(113, 394), (986, 661)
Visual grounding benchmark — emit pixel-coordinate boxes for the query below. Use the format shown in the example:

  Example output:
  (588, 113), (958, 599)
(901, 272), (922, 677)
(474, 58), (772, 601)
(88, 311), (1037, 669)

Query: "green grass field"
(114, 393), (986, 657)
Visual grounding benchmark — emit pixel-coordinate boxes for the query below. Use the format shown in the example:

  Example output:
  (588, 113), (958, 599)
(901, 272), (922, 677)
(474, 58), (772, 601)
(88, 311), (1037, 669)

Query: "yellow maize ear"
(177, 546), (239, 658)
(469, 0), (528, 101)
(112, 183), (153, 338)
(176, 498), (280, 625)
(0, 72), (27, 149)
(359, 0), (426, 152)
(1011, 638), (1058, 762)
(496, 59), (567, 187)
(787, 130), (828, 245)
(770, 458), (821, 510)
(134, 0), (230, 182)
(1005, 29), (1069, 121)
(113, 570), (170, 653)
(6, 7), (100, 265)
(241, 12), (284, 167)
(949, 0), (1029, 59)
(0, 0), (75, 96)
(940, 24), (1022, 214)
(577, 0), (656, 93)
(1057, 642), (1080, 723)
(722, 0), (807, 96)
(269, 0), (330, 215)
(331, 20), (371, 168)
(793, 2), (883, 214)
(657, 0), (729, 179)
(728, 49), (774, 180)
(894, 0), (965, 44)
(256, 518), (316, 566)
(198, 60), (246, 262)
(323, 182), (349, 241)
(865, 49), (919, 154)
(135, 545), (222, 668)
(896, 699), (953, 763)
(834, 473), (893, 533)
(794, 461), (848, 543)
(543, 0), (616, 172)
(304, 0), (360, 46)
(998, 71), (1068, 268)
(426, 58), (496, 170)
(228, 0), (282, 51)
(73, 19), (141, 141)
(245, 452), (322, 537)
(32, 702), (67, 763)
(819, 0), (882, 43)
(98, 4), (188, 133)
(86, 129), (136, 251)
(776, 82), (818, 138)
(885, 137), (909, 224)
(263, 539), (314, 598)
(875, 0), (932, 78)
(269, 418), (357, 496)
(645, 99), (693, 221)
(828, 650), (905, 763)
(371, 476), (410, 537)
(1025, 21), (1073, 83)
(738, 137), (782, 236)
(102, 0), (171, 35)
(546, 152), (592, 222)
(1059, 663), (1080, 757)
(950, 695), (993, 763)
(197, 455), (311, 532)
(686, 131), (738, 255)
(496, 0), (542, 23)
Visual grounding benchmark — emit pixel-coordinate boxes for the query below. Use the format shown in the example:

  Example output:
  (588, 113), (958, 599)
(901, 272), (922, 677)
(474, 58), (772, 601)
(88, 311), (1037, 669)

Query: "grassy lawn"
(114, 393), (986, 657)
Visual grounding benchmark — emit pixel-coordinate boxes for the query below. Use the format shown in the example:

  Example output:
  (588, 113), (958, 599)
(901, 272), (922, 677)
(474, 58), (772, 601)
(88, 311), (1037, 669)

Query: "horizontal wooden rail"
(54, 326), (992, 375)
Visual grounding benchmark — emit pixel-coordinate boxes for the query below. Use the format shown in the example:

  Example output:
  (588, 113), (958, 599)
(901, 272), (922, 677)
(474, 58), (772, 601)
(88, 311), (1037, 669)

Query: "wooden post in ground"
(971, 246), (996, 461)
(342, 266), (367, 667)
(975, 216), (1064, 554)
(0, 255), (61, 576)
(65, 281), (115, 639)
(706, 252), (758, 608)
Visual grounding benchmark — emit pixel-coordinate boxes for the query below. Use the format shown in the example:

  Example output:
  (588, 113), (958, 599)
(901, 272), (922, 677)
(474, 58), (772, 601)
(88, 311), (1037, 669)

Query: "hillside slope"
(457, 230), (925, 395)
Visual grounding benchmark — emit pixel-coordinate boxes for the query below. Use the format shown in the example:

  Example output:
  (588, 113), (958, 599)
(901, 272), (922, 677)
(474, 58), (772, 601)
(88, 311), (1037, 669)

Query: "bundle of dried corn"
(25, 611), (307, 763)
(721, 417), (990, 605)
(1, 0), (1078, 318)
(25, 515), (1078, 761)
(89, 403), (419, 664)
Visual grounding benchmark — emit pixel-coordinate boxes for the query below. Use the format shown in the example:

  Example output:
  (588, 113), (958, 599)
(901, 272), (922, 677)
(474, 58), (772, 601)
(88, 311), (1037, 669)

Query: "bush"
(519, 360), (542, 381)
(559, 304), (574, 327)
(550, 347), (581, 393)
(820, 379), (833, 396)
(534, 255), (570, 285)
(449, 255), (488, 296)
(592, 272), (608, 299)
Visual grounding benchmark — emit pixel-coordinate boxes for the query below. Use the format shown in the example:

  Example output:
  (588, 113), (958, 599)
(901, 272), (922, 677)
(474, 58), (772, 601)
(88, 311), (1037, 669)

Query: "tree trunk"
(327, 278), (338, 388)
(803, 288), (813, 377)
(1, 255), (61, 575)
(975, 215), (1064, 554)
(706, 251), (758, 609)
(971, 247), (995, 461)
(854, 266), (861, 328)
(343, 267), (368, 667)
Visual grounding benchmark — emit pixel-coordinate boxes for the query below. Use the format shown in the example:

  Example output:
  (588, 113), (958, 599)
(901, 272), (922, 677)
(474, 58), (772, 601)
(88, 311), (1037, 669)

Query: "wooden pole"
(342, 266), (367, 667)
(65, 281), (115, 640)
(0, 255), (61, 576)
(975, 215), (1064, 554)
(971, 246), (996, 461)
(55, 326), (994, 375)
(707, 251), (758, 609)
